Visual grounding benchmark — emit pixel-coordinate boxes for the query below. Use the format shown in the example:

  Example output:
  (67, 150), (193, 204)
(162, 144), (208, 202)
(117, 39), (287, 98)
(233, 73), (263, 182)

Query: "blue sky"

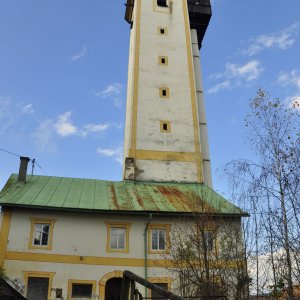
(0, 0), (299, 198)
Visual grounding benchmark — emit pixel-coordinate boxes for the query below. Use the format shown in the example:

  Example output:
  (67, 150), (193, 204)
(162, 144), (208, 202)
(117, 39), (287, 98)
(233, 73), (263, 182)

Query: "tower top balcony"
(124, 0), (212, 49)
(187, 0), (212, 48)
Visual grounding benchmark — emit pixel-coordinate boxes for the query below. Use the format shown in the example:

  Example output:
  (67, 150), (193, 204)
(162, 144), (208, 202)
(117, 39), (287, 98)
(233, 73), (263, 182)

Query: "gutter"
(144, 213), (152, 298)
(0, 204), (249, 218)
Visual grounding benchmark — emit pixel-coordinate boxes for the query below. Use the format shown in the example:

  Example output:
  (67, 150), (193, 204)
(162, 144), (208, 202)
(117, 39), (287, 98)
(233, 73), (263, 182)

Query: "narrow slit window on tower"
(160, 121), (171, 133)
(159, 87), (169, 98)
(158, 27), (168, 35)
(158, 56), (168, 66)
(157, 0), (168, 7)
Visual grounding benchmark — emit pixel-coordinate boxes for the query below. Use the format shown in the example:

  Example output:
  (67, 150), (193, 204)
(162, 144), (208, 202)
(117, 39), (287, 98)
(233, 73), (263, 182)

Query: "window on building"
(33, 224), (50, 246)
(72, 283), (93, 298)
(157, 0), (168, 7)
(158, 27), (168, 35)
(198, 225), (218, 254)
(148, 224), (170, 253)
(203, 231), (215, 252)
(159, 87), (169, 98)
(27, 277), (49, 300)
(28, 218), (56, 250)
(24, 271), (55, 300)
(152, 228), (166, 250)
(158, 56), (168, 66)
(106, 222), (131, 253)
(152, 283), (168, 300)
(160, 121), (171, 133)
(68, 280), (96, 299)
(111, 228), (125, 249)
(148, 278), (171, 300)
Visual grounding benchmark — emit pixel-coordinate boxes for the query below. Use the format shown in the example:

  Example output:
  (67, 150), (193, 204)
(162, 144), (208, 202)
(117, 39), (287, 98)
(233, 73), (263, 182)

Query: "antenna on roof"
(31, 158), (36, 176)
(0, 147), (46, 177)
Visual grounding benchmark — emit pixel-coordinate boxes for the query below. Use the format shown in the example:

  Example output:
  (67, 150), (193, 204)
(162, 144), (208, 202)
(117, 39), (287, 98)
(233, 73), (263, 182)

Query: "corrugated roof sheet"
(0, 174), (246, 216)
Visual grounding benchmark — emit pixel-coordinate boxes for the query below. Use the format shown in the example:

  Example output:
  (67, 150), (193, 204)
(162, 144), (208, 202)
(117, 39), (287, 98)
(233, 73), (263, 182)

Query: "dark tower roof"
(187, 0), (212, 48)
(125, 0), (212, 49)
(125, 0), (134, 24)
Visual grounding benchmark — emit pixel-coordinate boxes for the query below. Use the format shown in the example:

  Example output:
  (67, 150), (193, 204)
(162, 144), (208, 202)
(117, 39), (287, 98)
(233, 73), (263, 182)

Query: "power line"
(0, 147), (47, 175)
(0, 148), (21, 158)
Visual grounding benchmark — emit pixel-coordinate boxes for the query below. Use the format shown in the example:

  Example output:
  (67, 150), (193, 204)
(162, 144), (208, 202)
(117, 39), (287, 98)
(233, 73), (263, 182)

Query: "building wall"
(1, 208), (243, 299)
(123, 0), (203, 183)
(6, 208), (178, 259)
(2, 208), (177, 299)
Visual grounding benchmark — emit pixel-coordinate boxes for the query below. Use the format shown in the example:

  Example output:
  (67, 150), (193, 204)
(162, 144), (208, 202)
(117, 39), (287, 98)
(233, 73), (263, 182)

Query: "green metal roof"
(0, 174), (246, 216)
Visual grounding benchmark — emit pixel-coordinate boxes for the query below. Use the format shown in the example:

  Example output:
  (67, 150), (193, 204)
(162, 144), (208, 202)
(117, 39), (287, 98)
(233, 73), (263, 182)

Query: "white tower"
(123, 0), (212, 187)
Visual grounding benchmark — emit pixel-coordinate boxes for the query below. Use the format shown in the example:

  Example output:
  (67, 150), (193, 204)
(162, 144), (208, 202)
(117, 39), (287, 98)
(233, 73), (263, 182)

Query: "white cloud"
(53, 111), (115, 138)
(71, 46), (87, 61)
(54, 111), (77, 137)
(80, 123), (110, 137)
(207, 80), (231, 94)
(32, 113), (116, 153)
(277, 69), (300, 109)
(226, 60), (263, 81)
(32, 119), (57, 153)
(94, 83), (123, 98)
(96, 147), (123, 164)
(22, 103), (34, 114)
(208, 60), (263, 94)
(248, 248), (300, 295)
(277, 69), (300, 89)
(244, 22), (299, 56)
(93, 83), (124, 108)
(0, 97), (35, 134)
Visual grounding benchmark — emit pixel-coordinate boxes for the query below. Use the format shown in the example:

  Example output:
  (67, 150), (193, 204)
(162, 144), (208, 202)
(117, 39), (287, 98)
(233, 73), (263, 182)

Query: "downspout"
(190, 29), (213, 188)
(144, 213), (153, 298)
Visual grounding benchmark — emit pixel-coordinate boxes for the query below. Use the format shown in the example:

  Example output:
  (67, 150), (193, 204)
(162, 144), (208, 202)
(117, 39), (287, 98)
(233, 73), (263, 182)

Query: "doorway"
(27, 277), (49, 300)
(105, 277), (123, 300)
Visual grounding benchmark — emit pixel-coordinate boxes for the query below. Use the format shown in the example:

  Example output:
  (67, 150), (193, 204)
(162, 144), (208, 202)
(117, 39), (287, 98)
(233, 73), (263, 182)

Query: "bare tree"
(164, 189), (249, 300)
(224, 89), (300, 299)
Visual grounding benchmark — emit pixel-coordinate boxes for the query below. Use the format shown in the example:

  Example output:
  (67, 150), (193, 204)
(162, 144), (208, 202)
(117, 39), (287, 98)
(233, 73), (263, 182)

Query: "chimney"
(18, 156), (30, 183)
(124, 157), (135, 180)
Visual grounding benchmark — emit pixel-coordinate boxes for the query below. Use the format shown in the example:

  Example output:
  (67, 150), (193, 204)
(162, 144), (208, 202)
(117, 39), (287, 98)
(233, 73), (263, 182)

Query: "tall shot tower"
(123, 0), (212, 187)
